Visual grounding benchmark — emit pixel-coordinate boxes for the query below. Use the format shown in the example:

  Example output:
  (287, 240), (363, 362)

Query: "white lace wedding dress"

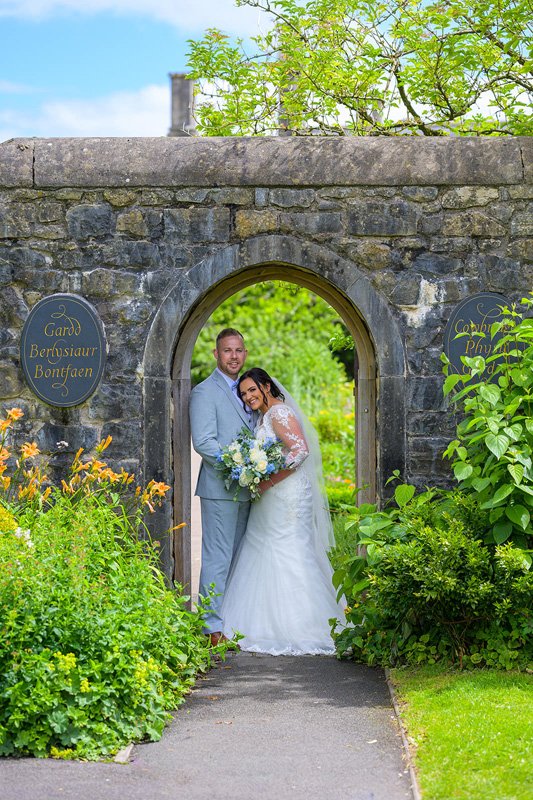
(221, 403), (343, 655)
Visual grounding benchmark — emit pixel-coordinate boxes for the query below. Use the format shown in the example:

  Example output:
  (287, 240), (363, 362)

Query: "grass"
(390, 665), (533, 800)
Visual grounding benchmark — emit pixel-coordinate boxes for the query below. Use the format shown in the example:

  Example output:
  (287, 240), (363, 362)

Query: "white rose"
(250, 448), (267, 463)
(239, 471), (252, 486)
(233, 452), (243, 464)
(256, 459), (268, 473)
(229, 442), (241, 452)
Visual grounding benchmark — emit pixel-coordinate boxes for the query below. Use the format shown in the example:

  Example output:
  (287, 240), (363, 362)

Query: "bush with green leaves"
(0, 413), (225, 760)
(0, 492), (221, 760)
(309, 382), (355, 483)
(332, 483), (532, 669)
(326, 482), (356, 514)
(442, 293), (533, 548)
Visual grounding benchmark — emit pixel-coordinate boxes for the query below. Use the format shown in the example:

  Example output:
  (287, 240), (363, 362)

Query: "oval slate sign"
(20, 294), (106, 407)
(443, 291), (512, 379)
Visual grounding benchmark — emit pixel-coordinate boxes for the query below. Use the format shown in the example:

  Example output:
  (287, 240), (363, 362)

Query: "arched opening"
(188, 278), (360, 599)
(172, 265), (376, 591)
(143, 236), (406, 587)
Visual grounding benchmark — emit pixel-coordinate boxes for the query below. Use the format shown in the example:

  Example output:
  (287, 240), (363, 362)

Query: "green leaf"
(463, 356), (486, 374)
(487, 418), (501, 435)
(492, 520), (513, 544)
(510, 368), (530, 387)
(351, 578), (371, 594)
(453, 462), (473, 481)
(485, 433), (510, 459)
(493, 483), (515, 504)
(507, 463), (524, 484)
(394, 484), (416, 508)
(471, 476), (491, 492)
(525, 419), (533, 435)
(503, 424), (522, 442)
(481, 484), (514, 509)
(443, 373), (462, 396)
(490, 321), (503, 339)
(479, 384), (501, 406)
(505, 505), (531, 531)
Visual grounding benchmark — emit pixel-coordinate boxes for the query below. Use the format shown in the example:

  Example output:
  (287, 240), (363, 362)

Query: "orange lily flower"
(21, 442), (40, 459)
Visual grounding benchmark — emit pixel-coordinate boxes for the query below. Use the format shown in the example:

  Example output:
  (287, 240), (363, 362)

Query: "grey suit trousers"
(199, 498), (251, 632)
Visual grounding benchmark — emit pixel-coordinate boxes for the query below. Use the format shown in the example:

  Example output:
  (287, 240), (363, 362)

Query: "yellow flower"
(80, 678), (91, 693)
(7, 408), (24, 421)
(0, 506), (17, 532)
(21, 442), (39, 459)
(95, 435), (112, 453)
(0, 419), (12, 433)
(50, 747), (75, 759)
(147, 480), (171, 497)
(0, 447), (10, 462)
(54, 652), (77, 672)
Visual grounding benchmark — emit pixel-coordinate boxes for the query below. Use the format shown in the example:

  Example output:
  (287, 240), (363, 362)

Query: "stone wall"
(1, 136), (531, 576)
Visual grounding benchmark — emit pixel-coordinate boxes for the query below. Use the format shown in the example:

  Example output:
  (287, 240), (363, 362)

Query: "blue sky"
(0, 1), (259, 141)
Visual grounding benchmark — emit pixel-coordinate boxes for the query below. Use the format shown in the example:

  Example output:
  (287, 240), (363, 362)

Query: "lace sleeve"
(269, 405), (309, 468)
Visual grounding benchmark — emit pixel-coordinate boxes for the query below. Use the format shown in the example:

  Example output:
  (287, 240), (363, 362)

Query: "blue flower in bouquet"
(216, 427), (287, 500)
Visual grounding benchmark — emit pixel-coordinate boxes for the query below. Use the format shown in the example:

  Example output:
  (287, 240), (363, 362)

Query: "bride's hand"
(256, 478), (273, 495)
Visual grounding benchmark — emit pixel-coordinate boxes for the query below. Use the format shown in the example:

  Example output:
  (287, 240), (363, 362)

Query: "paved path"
(1, 653), (413, 800)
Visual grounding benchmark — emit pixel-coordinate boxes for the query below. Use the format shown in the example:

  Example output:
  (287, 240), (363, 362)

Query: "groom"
(189, 327), (254, 645)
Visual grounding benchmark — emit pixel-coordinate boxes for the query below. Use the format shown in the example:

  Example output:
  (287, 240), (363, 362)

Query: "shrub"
(326, 482), (355, 513)
(333, 486), (533, 669)
(310, 384), (355, 484)
(0, 409), (224, 760)
(442, 293), (533, 548)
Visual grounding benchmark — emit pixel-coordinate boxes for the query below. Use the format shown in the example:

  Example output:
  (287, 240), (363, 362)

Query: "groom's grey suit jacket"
(190, 369), (255, 501)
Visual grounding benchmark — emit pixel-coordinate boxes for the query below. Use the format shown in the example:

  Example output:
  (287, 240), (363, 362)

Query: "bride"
(221, 367), (344, 655)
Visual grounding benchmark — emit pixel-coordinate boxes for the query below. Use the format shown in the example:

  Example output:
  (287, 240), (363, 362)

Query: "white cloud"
(0, 79), (37, 93)
(0, 0), (261, 34)
(0, 83), (170, 139)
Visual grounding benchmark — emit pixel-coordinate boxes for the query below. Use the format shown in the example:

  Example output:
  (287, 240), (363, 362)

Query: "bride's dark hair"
(238, 368), (285, 408)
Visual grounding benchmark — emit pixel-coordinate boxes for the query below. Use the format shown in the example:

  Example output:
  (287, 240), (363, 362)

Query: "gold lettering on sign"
(28, 302), (100, 399)
(452, 301), (509, 376)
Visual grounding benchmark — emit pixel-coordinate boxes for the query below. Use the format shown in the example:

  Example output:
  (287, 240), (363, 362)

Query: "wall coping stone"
(0, 136), (530, 189)
(0, 139), (34, 187)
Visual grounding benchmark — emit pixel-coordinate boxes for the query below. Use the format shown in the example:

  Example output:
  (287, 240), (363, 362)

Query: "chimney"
(168, 73), (196, 137)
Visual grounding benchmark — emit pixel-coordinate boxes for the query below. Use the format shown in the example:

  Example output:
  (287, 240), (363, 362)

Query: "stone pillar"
(168, 73), (196, 137)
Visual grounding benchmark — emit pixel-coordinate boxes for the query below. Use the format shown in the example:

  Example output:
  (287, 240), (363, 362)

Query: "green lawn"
(389, 666), (533, 800)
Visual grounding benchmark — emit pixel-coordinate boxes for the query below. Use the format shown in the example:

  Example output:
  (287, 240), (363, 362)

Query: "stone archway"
(143, 235), (406, 585)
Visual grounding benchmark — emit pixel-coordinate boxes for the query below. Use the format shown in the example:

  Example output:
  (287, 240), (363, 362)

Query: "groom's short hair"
(216, 328), (245, 347)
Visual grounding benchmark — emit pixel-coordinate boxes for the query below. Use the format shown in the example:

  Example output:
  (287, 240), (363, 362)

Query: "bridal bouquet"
(215, 428), (286, 500)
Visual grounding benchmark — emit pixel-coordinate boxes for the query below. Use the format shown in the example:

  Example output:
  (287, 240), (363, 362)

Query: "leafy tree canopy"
(187, 0), (533, 136)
